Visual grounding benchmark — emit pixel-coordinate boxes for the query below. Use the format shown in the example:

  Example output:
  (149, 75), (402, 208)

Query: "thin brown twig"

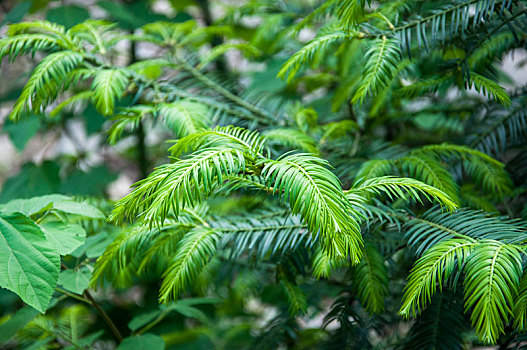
(83, 290), (124, 343)
(60, 263), (123, 343)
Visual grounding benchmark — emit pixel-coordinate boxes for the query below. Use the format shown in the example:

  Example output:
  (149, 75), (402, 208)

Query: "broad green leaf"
(97, 0), (169, 29)
(85, 232), (116, 258)
(1, 195), (104, 220)
(128, 310), (162, 331)
(0, 161), (61, 202)
(2, 115), (41, 151)
(61, 166), (116, 196)
(82, 106), (106, 135)
(0, 307), (38, 342)
(0, 194), (69, 216)
(171, 304), (208, 324)
(0, 212), (60, 313)
(97, 1), (142, 28)
(46, 5), (90, 29)
(0, 1), (31, 26)
(58, 267), (92, 294)
(117, 334), (165, 350)
(40, 222), (86, 255)
(175, 297), (223, 306)
(53, 201), (105, 219)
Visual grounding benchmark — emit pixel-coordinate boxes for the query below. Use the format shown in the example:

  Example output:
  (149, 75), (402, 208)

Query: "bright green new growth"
(113, 148), (245, 222)
(262, 153), (362, 260)
(400, 238), (525, 344)
(110, 126), (460, 265)
(464, 241), (523, 343)
(91, 68), (129, 116)
(400, 237), (476, 317)
(11, 51), (83, 120)
(159, 101), (211, 137)
(110, 126), (364, 260)
(347, 176), (458, 210)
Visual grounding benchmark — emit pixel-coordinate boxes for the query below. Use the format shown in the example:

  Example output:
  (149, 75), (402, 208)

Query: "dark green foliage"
(403, 292), (468, 350)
